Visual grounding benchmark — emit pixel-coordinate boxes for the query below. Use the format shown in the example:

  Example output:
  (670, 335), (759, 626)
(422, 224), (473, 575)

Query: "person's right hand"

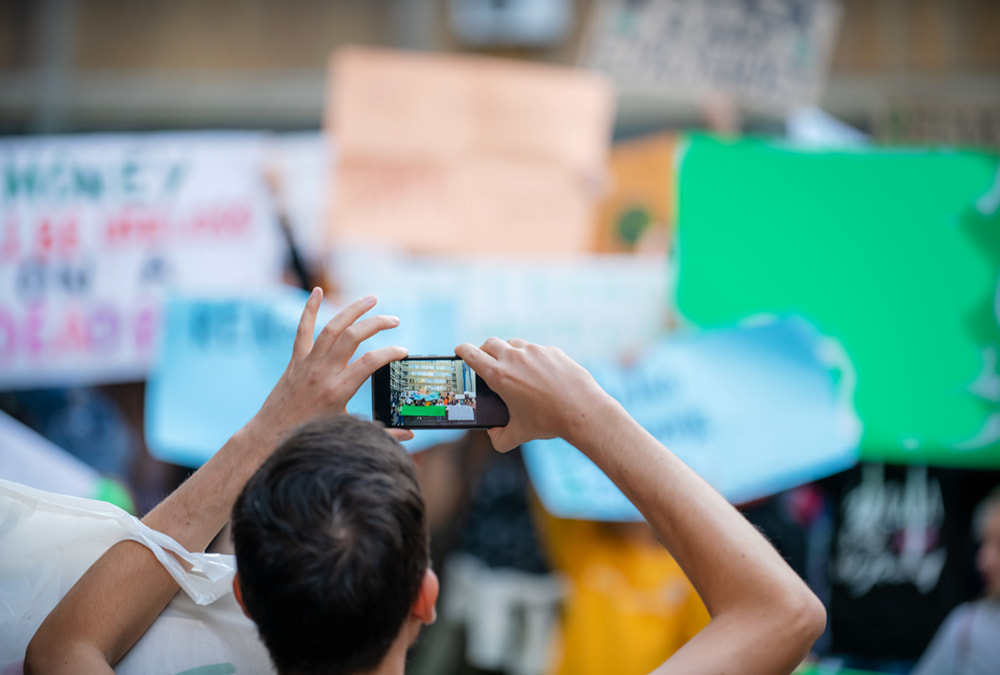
(455, 338), (617, 452)
(247, 288), (411, 451)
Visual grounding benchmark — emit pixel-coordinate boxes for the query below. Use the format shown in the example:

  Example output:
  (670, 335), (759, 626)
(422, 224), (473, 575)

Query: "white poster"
(0, 132), (284, 388)
(330, 248), (670, 364)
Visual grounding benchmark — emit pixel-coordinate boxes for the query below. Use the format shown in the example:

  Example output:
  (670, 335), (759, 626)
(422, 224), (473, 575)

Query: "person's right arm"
(455, 338), (827, 675)
(25, 291), (409, 674)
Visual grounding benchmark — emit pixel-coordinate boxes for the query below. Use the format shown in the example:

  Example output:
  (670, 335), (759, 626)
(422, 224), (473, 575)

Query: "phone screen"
(371, 356), (509, 429)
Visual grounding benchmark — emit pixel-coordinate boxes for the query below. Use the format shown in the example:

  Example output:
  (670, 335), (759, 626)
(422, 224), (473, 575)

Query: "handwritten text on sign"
(0, 133), (283, 389)
(583, 0), (840, 112)
(523, 319), (861, 521)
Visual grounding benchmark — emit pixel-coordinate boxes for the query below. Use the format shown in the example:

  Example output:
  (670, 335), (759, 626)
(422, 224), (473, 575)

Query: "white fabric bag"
(0, 479), (273, 674)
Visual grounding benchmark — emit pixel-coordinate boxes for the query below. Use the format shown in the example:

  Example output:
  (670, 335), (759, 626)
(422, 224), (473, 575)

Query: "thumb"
(488, 426), (517, 453)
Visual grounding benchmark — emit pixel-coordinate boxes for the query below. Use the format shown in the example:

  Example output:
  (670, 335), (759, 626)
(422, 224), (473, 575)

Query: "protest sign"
(876, 97), (1000, 150)
(146, 252), (669, 466)
(145, 287), (468, 466)
(145, 287), (323, 468)
(675, 134), (1000, 468)
(0, 132), (283, 389)
(592, 133), (678, 253)
(267, 132), (335, 277)
(326, 47), (613, 254)
(330, 248), (670, 365)
(523, 319), (860, 521)
(582, 0), (841, 112)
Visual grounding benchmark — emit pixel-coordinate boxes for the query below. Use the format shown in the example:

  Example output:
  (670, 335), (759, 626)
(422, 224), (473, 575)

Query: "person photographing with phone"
(26, 291), (826, 675)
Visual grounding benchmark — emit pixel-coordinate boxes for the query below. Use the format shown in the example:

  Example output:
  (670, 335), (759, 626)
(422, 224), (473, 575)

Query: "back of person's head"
(231, 414), (428, 675)
(974, 485), (1000, 599)
(974, 486), (1000, 536)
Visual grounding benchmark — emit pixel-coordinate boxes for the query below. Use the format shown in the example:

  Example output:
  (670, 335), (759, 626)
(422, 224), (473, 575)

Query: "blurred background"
(1, 1), (1000, 674)
(1, 0), (998, 136)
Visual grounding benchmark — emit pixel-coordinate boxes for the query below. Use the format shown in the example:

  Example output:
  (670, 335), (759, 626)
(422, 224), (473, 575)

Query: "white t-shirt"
(911, 599), (1000, 675)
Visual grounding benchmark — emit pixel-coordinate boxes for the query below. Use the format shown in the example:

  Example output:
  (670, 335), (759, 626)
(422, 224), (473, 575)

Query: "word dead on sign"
(0, 132), (283, 389)
(327, 47), (614, 255)
(582, 0), (841, 112)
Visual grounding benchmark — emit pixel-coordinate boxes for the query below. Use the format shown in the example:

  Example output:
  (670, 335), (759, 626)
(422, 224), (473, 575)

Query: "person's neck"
(340, 620), (419, 675)
(278, 646), (407, 675)
(364, 633), (409, 675)
(278, 618), (419, 675)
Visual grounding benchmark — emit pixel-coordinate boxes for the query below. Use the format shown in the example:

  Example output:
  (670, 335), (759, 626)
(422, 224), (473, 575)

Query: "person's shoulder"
(971, 597), (1000, 621)
(943, 600), (978, 624)
(954, 598), (1000, 616)
(933, 598), (1000, 639)
(916, 600), (976, 649)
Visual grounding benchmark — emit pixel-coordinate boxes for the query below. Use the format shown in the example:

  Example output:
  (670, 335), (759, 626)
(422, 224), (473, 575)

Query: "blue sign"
(523, 318), (861, 520)
(145, 288), (465, 467)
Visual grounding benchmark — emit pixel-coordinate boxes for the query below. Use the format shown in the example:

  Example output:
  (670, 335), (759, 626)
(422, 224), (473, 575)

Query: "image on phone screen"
(372, 356), (509, 429)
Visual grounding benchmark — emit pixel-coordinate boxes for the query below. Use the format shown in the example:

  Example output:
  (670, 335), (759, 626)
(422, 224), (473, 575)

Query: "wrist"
(228, 417), (286, 466)
(561, 390), (627, 451)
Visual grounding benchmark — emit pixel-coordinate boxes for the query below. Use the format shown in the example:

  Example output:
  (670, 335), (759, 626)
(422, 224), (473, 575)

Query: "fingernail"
(388, 315), (400, 325)
(363, 294), (376, 305)
(310, 287), (321, 299)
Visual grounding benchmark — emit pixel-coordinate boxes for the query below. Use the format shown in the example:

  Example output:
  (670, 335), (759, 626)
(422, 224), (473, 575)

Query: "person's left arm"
(25, 290), (409, 674)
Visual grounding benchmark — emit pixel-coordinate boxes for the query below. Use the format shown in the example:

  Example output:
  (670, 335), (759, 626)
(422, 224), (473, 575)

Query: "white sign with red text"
(0, 132), (283, 389)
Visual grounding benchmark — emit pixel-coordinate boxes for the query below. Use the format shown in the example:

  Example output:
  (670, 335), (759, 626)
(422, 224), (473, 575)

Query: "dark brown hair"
(232, 415), (428, 675)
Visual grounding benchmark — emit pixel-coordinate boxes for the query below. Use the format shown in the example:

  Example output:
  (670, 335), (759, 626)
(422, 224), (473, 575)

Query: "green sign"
(675, 134), (1000, 467)
(400, 405), (446, 417)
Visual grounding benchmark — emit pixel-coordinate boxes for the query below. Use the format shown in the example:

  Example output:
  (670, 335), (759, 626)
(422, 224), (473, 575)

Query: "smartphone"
(371, 356), (509, 429)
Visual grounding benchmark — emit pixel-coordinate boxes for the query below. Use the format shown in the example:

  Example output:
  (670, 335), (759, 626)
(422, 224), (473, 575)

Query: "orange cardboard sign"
(326, 47), (614, 254)
(592, 133), (678, 253)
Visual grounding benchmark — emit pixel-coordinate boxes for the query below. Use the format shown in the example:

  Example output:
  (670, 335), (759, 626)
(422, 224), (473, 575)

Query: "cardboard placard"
(582, 0), (840, 112)
(877, 97), (1000, 149)
(592, 132), (678, 253)
(326, 47), (614, 254)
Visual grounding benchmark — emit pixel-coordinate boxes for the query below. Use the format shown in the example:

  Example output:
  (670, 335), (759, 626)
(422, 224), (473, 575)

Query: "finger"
(332, 345), (409, 401)
(313, 294), (377, 355)
(454, 342), (479, 360)
(325, 314), (401, 364)
(507, 337), (528, 348)
(456, 342), (497, 380)
(292, 287), (323, 361)
(478, 336), (512, 361)
(386, 428), (414, 442)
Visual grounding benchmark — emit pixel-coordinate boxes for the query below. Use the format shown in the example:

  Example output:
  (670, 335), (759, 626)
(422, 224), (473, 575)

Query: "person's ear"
(233, 573), (252, 619)
(413, 568), (439, 625)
